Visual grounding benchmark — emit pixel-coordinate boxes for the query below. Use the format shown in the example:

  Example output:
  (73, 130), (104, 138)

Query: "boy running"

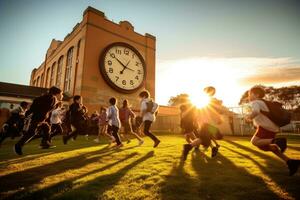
(139, 90), (160, 148)
(107, 97), (123, 147)
(246, 86), (300, 176)
(14, 87), (62, 155)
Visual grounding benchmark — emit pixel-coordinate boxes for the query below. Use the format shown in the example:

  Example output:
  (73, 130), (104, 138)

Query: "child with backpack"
(119, 100), (144, 145)
(246, 86), (300, 176)
(139, 90), (160, 148)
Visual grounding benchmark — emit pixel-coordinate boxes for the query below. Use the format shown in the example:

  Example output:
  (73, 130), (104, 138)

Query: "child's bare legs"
(251, 136), (273, 147)
(251, 136), (289, 162)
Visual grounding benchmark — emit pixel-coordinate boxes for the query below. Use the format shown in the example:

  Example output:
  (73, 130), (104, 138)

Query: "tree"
(168, 93), (190, 106)
(239, 85), (300, 110)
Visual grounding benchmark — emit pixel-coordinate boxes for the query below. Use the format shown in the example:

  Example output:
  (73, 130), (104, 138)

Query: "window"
(37, 76), (40, 87)
(64, 47), (74, 92)
(41, 73), (44, 87)
(50, 62), (56, 86)
(56, 56), (63, 88)
(46, 68), (50, 88)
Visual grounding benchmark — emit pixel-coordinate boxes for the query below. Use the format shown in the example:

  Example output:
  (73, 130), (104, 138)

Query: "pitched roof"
(0, 82), (71, 101)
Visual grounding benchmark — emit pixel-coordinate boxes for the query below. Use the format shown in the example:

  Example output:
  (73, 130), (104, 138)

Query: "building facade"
(30, 7), (156, 112)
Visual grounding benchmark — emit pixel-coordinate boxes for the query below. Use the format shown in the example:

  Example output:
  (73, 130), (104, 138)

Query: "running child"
(246, 86), (300, 176)
(107, 97), (122, 147)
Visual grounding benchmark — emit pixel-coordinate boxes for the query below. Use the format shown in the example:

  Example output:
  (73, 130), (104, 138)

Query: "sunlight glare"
(190, 92), (210, 108)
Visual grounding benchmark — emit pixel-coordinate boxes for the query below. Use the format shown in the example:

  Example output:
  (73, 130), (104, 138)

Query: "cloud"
(239, 66), (300, 85)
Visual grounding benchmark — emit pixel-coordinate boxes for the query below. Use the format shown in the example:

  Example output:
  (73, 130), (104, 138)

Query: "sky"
(0, 0), (300, 107)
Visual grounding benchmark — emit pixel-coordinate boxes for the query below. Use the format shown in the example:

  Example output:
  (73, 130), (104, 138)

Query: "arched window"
(56, 56), (63, 88)
(64, 47), (74, 92)
(37, 76), (40, 87)
(50, 62), (56, 87)
(46, 68), (50, 88)
(41, 73), (44, 87)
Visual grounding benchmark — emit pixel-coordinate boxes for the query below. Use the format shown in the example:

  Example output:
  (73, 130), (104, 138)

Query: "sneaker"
(94, 138), (100, 143)
(138, 140), (144, 146)
(63, 135), (68, 145)
(287, 159), (300, 176)
(14, 144), (23, 156)
(273, 138), (287, 153)
(182, 144), (193, 161)
(211, 147), (219, 158)
(153, 140), (160, 148)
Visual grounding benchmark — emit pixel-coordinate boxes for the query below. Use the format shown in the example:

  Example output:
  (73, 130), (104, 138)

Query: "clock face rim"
(99, 42), (147, 94)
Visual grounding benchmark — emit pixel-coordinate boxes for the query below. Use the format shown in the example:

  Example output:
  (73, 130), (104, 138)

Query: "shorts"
(254, 126), (276, 139)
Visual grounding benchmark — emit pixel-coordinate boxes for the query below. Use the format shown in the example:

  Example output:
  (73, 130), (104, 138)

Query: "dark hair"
(73, 95), (81, 102)
(56, 101), (62, 108)
(123, 99), (128, 108)
(49, 86), (62, 95)
(109, 97), (117, 105)
(139, 90), (150, 98)
(203, 86), (216, 96)
(20, 101), (29, 108)
(249, 86), (265, 98)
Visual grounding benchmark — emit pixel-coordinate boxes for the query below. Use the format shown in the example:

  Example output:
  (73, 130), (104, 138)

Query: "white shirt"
(107, 105), (121, 128)
(50, 108), (63, 124)
(140, 98), (159, 122)
(250, 100), (279, 133)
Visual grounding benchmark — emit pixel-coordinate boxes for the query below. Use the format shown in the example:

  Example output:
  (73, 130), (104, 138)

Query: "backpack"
(261, 100), (291, 127)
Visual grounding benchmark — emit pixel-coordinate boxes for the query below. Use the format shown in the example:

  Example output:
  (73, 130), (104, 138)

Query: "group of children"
(0, 85), (299, 176)
(0, 86), (160, 155)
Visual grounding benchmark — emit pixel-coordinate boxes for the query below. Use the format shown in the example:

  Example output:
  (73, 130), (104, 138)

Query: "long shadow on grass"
(0, 145), (139, 199)
(160, 156), (201, 200)
(223, 140), (300, 199)
(190, 151), (279, 200)
(51, 151), (155, 200)
(4, 152), (139, 200)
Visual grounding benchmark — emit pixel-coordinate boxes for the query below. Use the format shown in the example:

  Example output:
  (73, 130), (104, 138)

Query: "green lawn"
(0, 134), (300, 200)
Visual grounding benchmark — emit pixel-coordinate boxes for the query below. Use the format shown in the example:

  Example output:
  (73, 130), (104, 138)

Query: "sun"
(190, 92), (210, 108)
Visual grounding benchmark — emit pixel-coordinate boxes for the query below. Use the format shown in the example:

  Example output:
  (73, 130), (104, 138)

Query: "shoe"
(94, 138), (100, 143)
(127, 139), (131, 144)
(211, 147), (219, 158)
(153, 140), (160, 148)
(273, 138), (287, 153)
(14, 144), (23, 155)
(138, 140), (144, 146)
(63, 135), (68, 145)
(287, 159), (300, 176)
(182, 144), (193, 161)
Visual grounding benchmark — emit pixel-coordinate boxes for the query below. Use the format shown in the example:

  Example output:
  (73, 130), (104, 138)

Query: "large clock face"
(99, 42), (146, 93)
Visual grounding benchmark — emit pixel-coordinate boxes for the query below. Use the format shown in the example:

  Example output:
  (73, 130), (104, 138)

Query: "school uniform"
(107, 105), (122, 145)
(50, 107), (63, 139)
(140, 98), (160, 144)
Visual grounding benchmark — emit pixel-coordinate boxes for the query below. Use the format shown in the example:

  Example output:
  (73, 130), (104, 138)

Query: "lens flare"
(190, 92), (210, 108)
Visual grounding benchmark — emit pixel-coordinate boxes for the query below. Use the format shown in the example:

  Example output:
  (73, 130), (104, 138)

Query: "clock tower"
(81, 7), (155, 111)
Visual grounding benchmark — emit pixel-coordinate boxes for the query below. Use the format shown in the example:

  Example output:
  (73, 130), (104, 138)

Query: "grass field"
(0, 134), (300, 200)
